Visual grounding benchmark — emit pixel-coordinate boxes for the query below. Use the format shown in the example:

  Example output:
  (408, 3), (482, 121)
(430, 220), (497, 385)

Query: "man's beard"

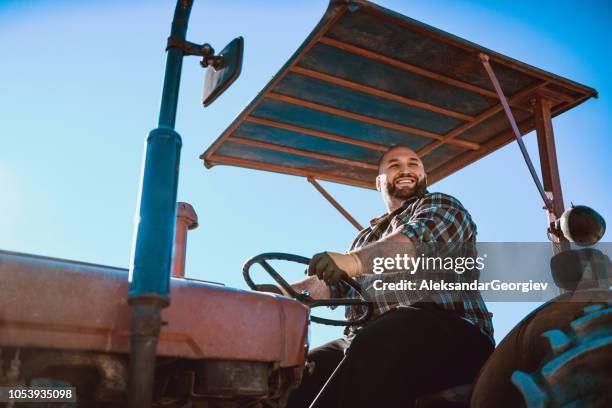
(386, 175), (427, 200)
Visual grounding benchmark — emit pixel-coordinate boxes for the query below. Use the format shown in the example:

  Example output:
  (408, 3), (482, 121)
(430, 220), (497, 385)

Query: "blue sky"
(0, 0), (610, 347)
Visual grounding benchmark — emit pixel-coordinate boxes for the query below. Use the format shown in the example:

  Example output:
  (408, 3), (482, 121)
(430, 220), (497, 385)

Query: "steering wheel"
(243, 253), (373, 326)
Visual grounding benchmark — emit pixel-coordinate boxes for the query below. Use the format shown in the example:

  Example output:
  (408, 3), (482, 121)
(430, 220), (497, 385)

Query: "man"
(286, 146), (494, 408)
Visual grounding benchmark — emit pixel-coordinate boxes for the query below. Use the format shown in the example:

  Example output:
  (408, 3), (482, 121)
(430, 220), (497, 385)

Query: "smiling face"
(376, 146), (427, 212)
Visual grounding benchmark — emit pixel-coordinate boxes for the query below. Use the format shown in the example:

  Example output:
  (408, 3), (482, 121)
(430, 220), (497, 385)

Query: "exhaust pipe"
(172, 202), (199, 278)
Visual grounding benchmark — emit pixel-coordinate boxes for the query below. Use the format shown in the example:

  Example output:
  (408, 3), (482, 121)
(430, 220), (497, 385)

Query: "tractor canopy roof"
(201, 0), (596, 189)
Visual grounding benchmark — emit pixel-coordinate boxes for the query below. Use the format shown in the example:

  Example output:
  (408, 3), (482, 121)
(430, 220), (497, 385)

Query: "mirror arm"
(166, 35), (225, 69)
(166, 34), (215, 58)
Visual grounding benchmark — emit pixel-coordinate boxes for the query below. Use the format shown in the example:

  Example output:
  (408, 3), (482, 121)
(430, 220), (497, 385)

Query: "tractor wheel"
(511, 299), (612, 407)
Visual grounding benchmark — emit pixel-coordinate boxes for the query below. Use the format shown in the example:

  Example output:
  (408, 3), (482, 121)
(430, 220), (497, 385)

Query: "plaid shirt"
(338, 191), (494, 341)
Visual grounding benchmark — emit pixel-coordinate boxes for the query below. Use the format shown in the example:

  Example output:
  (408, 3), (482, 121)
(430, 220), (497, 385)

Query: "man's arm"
(308, 193), (476, 283)
(352, 229), (417, 272)
(305, 232), (417, 285)
(284, 276), (331, 299)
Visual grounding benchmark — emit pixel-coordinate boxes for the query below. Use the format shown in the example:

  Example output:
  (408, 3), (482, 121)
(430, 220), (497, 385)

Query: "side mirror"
(553, 205), (606, 246)
(202, 37), (243, 107)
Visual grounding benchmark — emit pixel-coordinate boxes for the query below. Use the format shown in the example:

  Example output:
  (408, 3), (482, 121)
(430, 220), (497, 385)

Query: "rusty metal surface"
(201, 0), (597, 189)
(0, 250), (309, 368)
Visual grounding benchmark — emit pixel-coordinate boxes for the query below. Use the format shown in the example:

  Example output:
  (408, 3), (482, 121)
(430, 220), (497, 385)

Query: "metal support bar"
(307, 177), (363, 231)
(418, 81), (548, 157)
(229, 135), (377, 170)
(290, 66), (475, 122)
(166, 35), (214, 58)
(267, 92), (481, 150)
(245, 116), (388, 152)
(207, 155), (375, 189)
(363, 6), (596, 99)
(479, 53), (553, 210)
(127, 0), (193, 406)
(533, 97), (565, 218)
(533, 96), (569, 249)
(319, 36), (499, 99)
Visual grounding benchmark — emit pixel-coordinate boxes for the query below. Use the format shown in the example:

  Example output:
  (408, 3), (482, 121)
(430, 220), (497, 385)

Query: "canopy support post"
(533, 96), (565, 219)
(532, 96), (569, 248)
(307, 177), (363, 231)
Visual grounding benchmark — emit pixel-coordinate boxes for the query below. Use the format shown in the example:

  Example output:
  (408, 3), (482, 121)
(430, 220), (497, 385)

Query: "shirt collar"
(369, 190), (428, 227)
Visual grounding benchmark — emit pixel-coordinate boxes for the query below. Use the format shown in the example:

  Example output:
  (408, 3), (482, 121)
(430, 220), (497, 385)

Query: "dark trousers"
(287, 307), (494, 408)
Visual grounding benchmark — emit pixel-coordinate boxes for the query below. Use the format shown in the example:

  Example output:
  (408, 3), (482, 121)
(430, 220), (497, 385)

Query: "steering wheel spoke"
(258, 259), (299, 298)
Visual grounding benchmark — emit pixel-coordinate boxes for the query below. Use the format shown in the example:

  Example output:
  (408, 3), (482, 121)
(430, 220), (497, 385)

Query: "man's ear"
(375, 174), (382, 191)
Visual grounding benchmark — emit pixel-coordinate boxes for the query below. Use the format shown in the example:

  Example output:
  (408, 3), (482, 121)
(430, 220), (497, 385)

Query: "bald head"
(376, 145), (427, 211)
(377, 146), (421, 173)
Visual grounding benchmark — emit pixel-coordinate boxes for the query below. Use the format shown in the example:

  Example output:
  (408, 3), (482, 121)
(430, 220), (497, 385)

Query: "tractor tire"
(511, 299), (612, 408)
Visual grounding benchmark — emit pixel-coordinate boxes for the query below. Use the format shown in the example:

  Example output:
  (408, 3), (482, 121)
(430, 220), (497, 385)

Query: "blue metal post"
(127, 1), (194, 406)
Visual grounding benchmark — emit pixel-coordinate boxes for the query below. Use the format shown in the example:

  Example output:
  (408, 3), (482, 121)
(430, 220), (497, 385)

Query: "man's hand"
(307, 251), (362, 284)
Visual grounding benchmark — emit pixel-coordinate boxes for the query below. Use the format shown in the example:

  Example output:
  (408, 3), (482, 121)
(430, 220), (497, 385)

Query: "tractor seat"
(415, 384), (471, 408)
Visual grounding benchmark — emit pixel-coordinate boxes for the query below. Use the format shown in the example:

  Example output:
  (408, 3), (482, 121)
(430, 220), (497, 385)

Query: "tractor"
(1, 1), (609, 407)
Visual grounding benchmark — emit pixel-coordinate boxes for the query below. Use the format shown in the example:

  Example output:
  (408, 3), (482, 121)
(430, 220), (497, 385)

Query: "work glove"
(308, 251), (362, 285)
